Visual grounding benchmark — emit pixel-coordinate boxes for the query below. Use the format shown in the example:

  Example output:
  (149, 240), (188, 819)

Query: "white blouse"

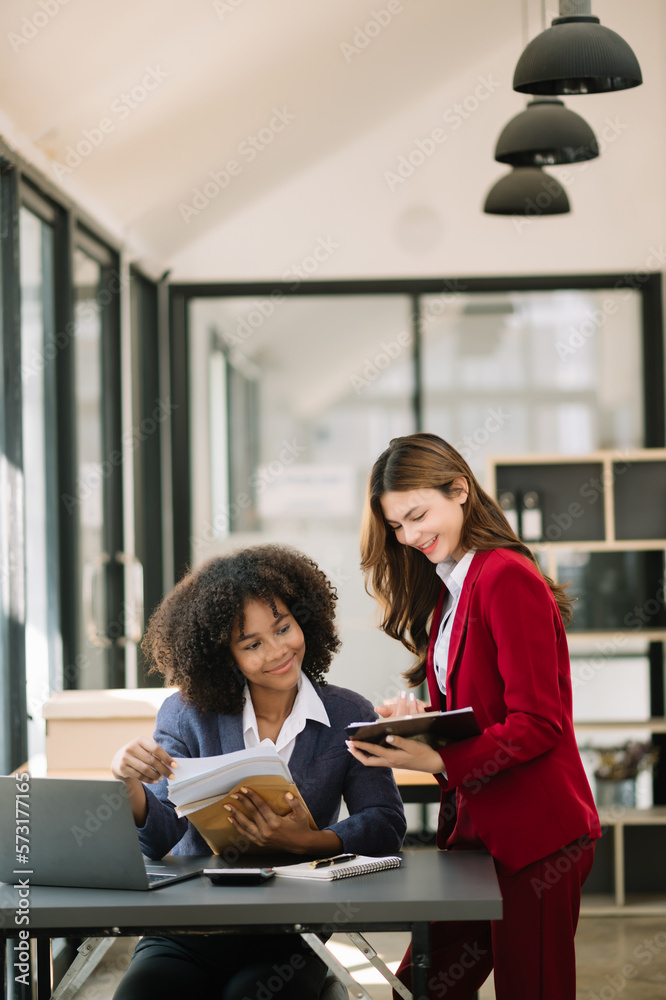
(242, 672), (330, 764)
(433, 550), (476, 695)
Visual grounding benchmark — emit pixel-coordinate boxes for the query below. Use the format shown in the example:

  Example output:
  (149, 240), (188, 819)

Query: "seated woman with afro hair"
(111, 543), (406, 1000)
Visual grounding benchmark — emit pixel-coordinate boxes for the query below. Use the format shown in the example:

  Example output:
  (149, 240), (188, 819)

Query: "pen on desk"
(310, 853), (358, 869)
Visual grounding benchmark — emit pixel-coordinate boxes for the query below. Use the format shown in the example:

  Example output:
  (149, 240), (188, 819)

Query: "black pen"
(310, 853), (358, 869)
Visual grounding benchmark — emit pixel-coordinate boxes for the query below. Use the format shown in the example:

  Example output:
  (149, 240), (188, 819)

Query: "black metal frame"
(18, 180), (63, 712)
(3, 920), (435, 1000)
(73, 225), (125, 688)
(170, 272), (666, 804)
(0, 157), (26, 772)
(130, 269), (163, 684)
(170, 272), (665, 569)
(0, 141), (161, 770)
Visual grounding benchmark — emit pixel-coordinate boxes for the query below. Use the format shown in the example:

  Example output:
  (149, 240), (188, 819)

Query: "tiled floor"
(68, 915), (666, 998)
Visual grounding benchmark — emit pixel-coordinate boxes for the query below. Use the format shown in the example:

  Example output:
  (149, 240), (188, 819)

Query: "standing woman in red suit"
(347, 432), (601, 1000)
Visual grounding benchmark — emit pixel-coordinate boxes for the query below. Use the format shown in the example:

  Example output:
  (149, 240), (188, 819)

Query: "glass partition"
(20, 207), (60, 762)
(188, 294), (417, 706)
(184, 283), (648, 717)
(421, 288), (643, 481)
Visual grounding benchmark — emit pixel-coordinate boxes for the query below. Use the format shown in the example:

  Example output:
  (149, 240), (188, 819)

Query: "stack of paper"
(167, 743), (293, 808)
(166, 742), (316, 854)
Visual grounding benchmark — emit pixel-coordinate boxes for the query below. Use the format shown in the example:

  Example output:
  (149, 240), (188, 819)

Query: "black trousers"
(112, 932), (328, 1000)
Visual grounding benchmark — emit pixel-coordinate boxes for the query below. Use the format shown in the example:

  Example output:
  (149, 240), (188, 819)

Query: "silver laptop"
(0, 776), (204, 890)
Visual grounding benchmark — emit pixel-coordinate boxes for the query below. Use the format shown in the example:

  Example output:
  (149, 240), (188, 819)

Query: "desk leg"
(36, 938), (52, 1000)
(299, 932), (373, 1000)
(411, 921), (430, 1000)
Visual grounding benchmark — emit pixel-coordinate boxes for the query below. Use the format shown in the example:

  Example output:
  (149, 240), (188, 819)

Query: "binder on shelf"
(520, 490), (543, 542)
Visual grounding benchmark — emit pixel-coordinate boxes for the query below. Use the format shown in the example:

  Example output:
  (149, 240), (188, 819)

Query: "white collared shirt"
(433, 550), (476, 695)
(242, 672), (330, 764)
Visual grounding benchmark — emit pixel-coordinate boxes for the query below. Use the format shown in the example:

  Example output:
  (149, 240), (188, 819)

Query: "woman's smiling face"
(380, 480), (468, 564)
(230, 597), (305, 697)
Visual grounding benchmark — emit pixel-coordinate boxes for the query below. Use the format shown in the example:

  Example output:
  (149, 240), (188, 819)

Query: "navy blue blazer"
(138, 683), (407, 859)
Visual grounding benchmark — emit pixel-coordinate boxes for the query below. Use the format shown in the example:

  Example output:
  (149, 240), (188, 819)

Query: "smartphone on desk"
(203, 868), (275, 885)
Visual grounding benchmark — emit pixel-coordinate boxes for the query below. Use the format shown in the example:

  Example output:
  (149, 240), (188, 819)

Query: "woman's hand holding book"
(224, 786), (342, 855)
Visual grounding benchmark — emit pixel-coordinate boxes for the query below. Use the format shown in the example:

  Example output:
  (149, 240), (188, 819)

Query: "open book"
(167, 743), (317, 854)
(345, 706), (480, 748)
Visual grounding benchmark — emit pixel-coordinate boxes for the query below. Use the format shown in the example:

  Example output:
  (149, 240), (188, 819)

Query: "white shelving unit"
(581, 807), (666, 915)
(488, 450), (666, 914)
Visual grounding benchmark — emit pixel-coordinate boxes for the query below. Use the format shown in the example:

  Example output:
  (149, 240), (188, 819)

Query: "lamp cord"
(521, 0), (529, 49)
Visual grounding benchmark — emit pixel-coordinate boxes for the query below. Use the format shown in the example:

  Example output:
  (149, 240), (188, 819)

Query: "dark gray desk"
(1, 849), (502, 999)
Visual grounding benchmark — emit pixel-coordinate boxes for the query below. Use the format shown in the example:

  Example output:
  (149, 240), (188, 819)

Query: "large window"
(188, 294), (415, 542)
(19, 205), (60, 765)
(186, 293), (418, 706)
(421, 288), (643, 475)
(69, 234), (126, 690)
(176, 278), (656, 717)
(0, 151), (166, 773)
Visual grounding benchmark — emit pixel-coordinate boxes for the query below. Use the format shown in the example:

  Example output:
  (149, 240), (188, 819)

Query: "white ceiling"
(0, 0), (532, 272)
(0, 0), (659, 281)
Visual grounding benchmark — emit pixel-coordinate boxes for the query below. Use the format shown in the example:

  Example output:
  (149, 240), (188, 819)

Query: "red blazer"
(429, 548), (601, 873)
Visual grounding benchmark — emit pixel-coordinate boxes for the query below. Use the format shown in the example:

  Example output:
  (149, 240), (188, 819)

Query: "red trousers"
(395, 838), (595, 1000)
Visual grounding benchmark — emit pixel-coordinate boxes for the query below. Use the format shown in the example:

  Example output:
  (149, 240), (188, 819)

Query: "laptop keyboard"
(146, 871), (178, 886)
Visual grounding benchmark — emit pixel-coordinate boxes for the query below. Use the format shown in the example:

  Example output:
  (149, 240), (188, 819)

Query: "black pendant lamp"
(495, 97), (598, 167)
(484, 167), (570, 216)
(513, 0), (642, 95)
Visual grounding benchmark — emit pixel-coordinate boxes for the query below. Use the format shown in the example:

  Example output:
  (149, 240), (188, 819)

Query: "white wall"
(169, 0), (666, 282)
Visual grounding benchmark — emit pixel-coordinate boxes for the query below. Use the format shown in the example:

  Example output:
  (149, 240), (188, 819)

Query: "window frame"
(0, 141), (161, 768)
(170, 273), (665, 804)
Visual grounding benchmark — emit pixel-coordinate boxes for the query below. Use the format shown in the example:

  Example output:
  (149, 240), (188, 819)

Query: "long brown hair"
(360, 432), (573, 686)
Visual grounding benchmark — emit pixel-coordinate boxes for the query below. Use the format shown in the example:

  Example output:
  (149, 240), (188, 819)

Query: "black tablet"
(345, 707), (480, 748)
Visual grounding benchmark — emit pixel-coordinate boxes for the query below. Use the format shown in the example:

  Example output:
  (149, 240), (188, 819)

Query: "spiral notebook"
(273, 855), (402, 880)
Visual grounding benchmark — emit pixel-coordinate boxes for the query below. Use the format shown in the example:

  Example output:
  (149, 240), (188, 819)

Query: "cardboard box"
(43, 688), (177, 779)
